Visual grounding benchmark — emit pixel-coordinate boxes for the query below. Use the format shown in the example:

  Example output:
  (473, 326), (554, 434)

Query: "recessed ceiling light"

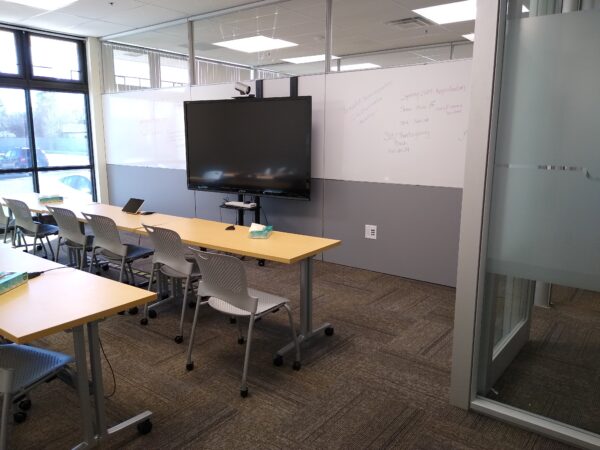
(213, 35), (297, 53)
(462, 33), (475, 41)
(331, 63), (381, 72)
(413, 0), (476, 25)
(4, 0), (77, 10)
(281, 54), (340, 64)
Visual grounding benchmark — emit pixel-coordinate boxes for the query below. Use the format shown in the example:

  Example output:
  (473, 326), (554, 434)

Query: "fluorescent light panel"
(5, 0), (77, 10)
(331, 63), (381, 72)
(213, 35), (297, 53)
(462, 33), (474, 41)
(281, 54), (340, 64)
(413, 0), (475, 24)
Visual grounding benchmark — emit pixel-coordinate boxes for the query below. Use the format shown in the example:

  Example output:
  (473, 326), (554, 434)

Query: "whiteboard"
(103, 87), (190, 169)
(323, 60), (471, 188)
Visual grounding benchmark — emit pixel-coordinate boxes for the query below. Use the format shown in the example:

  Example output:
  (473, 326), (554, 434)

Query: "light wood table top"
(0, 246), (156, 343)
(80, 203), (179, 232)
(141, 216), (341, 265)
(1, 192), (93, 218)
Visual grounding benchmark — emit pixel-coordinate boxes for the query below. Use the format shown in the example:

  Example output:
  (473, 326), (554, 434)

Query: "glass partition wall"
(100, 0), (474, 92)
(464, 0), (600, 446)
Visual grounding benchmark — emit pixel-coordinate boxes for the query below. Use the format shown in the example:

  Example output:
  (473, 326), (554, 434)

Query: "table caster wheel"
(140, 318), (148, 325)
(237, 337), (245, 345)
(325, 326), (334, 336)
(137, 419), (152, 435)
(258, 259), (265, 267)
(229, 317), (237, 324)
(13, 412), (26, 423)
(148, 309), (157, 319)
(174, 335), (183, 344)
(240, 389), (248, 398)
(186, 362), (194, 371)
(128, 307), (139, 315)
(118, 311), (125, 315)
(293, 361), (301, 371)
(273, 354), (283, 366)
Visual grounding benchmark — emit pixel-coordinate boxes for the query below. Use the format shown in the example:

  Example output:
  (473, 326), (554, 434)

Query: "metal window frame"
(0, 27), (96, 202)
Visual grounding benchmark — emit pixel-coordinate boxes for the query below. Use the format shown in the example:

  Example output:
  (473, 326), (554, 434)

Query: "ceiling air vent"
(386, 17), (432, 30)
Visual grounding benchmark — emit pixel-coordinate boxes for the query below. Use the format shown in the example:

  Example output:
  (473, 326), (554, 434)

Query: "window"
(0, 30), (19, 75)
(0, 28), (95, 203)
(30, 35), (82, 81)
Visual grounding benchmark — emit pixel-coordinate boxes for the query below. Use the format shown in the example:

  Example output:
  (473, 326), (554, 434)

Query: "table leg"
(86, 321), (153, 441)
(71, 325), (95, 449)
(276, 258), (333, 357)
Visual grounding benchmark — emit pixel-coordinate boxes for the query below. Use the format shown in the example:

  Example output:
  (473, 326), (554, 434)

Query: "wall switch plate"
(365, 224), (377, 239)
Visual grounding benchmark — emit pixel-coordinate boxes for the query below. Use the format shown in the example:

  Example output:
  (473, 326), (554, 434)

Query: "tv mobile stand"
(220, 195), (266, 266)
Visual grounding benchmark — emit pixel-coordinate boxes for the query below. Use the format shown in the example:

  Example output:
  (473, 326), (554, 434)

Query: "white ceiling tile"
(58, 0), (144, 20)
(21, 11), (90, 29)
(101, 4), (186, 27)
(0, 1), (43, 22)
(139, 0), (251, 15)
(66, 19), (132, 37)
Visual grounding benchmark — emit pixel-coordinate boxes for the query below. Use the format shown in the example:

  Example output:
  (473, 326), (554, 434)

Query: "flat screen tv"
(184, 96), (312, 200)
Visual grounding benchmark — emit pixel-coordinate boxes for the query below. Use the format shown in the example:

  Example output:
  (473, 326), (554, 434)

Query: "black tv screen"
(184, 96), (311, 200)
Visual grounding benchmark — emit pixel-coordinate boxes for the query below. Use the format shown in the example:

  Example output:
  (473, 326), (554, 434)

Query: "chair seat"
(208, 288), (289, 317)
(21, 223), (58, 237)
(0, 344), (73, 394)
(159, 264), (201, 279)
(100, 244), (153, 261)
(64, 234), (94, 250)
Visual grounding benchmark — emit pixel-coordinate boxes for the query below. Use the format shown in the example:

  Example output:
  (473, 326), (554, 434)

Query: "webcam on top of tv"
(234, 82), (254, 97)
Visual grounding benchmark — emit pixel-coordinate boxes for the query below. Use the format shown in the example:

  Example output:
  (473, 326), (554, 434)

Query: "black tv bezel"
(184, 95), (312, 201)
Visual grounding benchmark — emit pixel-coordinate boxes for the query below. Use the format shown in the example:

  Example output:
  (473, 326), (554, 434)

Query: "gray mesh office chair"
(82, 212), (153, 289)
(141, 225), (204, 343)
(0, 205), (14, 244)
(186, 249), (301, 398)
(46, 206), (93, 270)
(0, 344), (73, 450)
(3, 198), (58, 259)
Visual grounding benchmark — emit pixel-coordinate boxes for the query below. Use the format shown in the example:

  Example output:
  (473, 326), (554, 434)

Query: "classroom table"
(138, 216), (342, 358)
(3, 194), (343, 357)
(0, 246), (157, 448)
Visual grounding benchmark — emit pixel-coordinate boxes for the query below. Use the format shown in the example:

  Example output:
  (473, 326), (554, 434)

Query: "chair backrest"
(189, 248), (258, 314)
(46, 206), (87, 246)
(0, 204), (10, 223)
(3, 198), (37, 234)
(142, 225), (193, 276)
(82, 212), (126, 256)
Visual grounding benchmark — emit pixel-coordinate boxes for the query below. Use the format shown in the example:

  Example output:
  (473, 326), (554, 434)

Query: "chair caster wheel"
(19, 399), (31, 411)
(118, 311), (125, 315)
(293, 361), (301, 371)
(102, 264), (110, 271)
(186, 362), (194, 371)
(240, 389), (248, 398)
(325, 326), (334, 336)
(13, 412), (26, 423)
(148, 309), (157, 319)
(137, 419), (152, 435)
(128, 307), (139, 315)
(174, 335), (183, 344)
(237, 337), (245, 345)
(229, 317), (237, 324)
(188, 301), (196, 309)
(258, 259), (265, 266)
(273, 354), (283, 366)
(140, 318), (148, 325)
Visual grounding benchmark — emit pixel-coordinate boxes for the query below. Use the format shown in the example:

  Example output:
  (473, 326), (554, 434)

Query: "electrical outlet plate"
(365, 224), (377, 239)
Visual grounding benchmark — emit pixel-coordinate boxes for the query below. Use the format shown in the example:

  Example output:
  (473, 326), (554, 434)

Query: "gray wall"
(107, 164), (461, 286)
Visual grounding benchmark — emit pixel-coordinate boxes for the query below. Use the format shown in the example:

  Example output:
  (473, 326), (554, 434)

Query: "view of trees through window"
(0, 29), (94, 202)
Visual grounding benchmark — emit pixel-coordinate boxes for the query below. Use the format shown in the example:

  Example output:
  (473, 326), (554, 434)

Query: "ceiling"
(0, 0), (475, 73)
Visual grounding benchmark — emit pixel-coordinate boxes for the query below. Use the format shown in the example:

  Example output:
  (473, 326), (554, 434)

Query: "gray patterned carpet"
(6, 236), (577, 449)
